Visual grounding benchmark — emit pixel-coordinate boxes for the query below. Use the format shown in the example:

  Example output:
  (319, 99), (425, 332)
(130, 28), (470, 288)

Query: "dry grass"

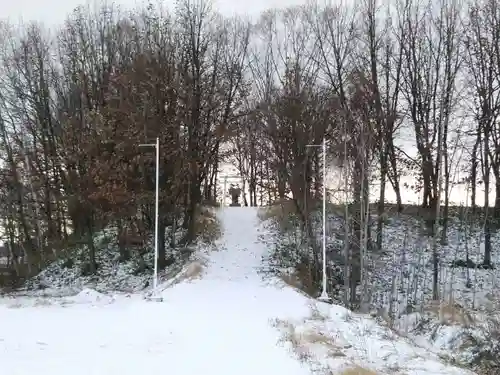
(425, 300), (475, 327)
(273, 312), (409, 375)
(200, 199), (222, 208)
(309, 305), (329, 322)
(160, 258), (207, 289)
(273, 318), (312, 361)
(337, 366), (379, 375)
(259, 199), (488, 226)
(194, 206), (221, 244)
(258, 199), (345, 223)
(258, 199), (298, 222)
(281, 272), (303, 290)
(175, 260), (205, 282)
(180, 260), (205, 281)
(280, 266), (317, 298)
(273, 317), (346, 363)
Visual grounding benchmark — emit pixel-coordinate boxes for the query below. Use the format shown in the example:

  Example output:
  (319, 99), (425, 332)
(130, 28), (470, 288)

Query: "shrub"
(194, 206), (221, 244)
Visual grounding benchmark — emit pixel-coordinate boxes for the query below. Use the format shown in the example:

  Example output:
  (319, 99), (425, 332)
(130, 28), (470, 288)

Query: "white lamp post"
(139, 137), (162, 302)
(306, 137), (329, 301)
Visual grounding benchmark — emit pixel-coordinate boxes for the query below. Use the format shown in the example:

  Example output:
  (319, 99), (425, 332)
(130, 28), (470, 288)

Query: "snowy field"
(0, 208), (475, 375)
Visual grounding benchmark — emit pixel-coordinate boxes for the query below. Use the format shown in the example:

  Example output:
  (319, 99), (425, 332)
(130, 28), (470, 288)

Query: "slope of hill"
(0, 207), (220, 298)
(259, 202), (500, 373)
(0, 207), (474, 375)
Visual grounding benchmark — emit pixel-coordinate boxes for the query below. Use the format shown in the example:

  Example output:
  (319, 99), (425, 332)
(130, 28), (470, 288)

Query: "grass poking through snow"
(337, 366), (379, 375)
(195, 206), (222, 245)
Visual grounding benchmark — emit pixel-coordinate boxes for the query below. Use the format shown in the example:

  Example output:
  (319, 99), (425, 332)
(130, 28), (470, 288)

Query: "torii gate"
(220, 174), (241, 206)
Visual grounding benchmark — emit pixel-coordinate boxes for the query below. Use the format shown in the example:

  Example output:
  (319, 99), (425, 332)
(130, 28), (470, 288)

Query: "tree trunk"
(483, 119), (492, 266)
(350, 157), (363, 307)
(471, 132), (479, 215)
(86, 215), (97, 274)
(377, 152), (387, 251)
(494, 176), (500, 217)
(157, 219), (167, 269)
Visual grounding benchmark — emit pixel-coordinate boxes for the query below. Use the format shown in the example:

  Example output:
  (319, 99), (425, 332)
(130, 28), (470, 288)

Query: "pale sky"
(1, 0), (307, 27)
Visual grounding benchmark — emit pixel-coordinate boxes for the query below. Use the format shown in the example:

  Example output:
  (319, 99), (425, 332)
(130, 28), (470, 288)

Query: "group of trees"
(229, 0), (500, 306)
(1, 0), (500, 303)
(0, 0), (249, 280)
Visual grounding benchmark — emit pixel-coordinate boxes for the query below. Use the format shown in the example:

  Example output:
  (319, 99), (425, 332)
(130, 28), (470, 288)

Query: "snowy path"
(0, 207), (476, 375)
(0, 207), (312, 375)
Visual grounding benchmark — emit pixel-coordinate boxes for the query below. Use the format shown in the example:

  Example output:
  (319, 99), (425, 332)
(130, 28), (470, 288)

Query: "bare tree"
(358, 0), (405, 254)
(463, 0), (500, 267)
(398, 0), (462, 299)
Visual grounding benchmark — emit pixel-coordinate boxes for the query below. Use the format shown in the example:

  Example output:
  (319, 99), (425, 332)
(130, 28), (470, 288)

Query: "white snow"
(0, 207), (475, 375)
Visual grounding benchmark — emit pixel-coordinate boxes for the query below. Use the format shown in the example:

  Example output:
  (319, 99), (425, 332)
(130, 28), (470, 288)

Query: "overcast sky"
(0, 0), (486, 206)
(2, 0), (307, 27)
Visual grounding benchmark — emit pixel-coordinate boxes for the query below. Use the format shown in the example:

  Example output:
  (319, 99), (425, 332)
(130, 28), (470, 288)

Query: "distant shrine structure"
(228, 184), (242, 207)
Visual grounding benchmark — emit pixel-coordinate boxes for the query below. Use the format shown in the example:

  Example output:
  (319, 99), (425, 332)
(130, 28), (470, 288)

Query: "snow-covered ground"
(262, 211), (500, 313)
(0, 207), (474, 375)
(260, 206), (500, 372)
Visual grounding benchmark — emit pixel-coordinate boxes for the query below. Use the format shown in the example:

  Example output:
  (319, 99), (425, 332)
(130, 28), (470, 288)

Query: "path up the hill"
(0, 207), (474, 375)
(0, 207), (312, 375)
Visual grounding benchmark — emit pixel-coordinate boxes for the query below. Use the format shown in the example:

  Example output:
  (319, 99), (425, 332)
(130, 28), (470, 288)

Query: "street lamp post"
(306, 137), (329, 302)
(139, 137), (162, 302)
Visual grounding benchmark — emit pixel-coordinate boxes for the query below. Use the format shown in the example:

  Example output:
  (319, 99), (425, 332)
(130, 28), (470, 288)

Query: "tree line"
(0, 0), (498, 301)
(0, 0), (250, 280)
(228, 0), (500, 305)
